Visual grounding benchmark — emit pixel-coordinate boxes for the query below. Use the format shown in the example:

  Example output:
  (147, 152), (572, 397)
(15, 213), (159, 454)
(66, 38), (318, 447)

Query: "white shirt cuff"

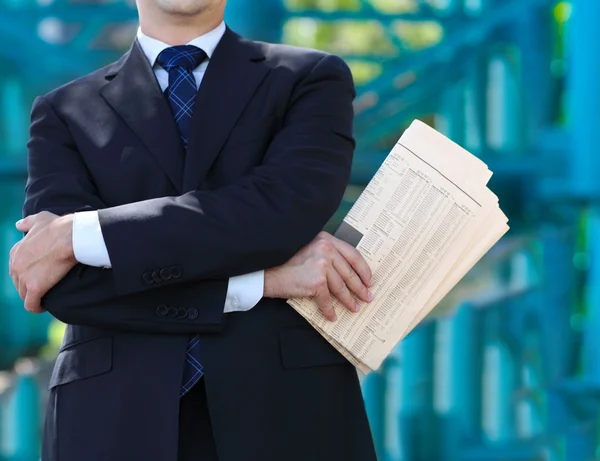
(73, 211), (263, 313)
(224, 270), (264, 313)
(72, 211), (112, 268)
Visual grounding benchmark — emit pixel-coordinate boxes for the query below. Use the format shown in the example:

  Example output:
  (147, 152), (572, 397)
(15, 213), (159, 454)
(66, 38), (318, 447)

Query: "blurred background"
(0, 0), (598, 459)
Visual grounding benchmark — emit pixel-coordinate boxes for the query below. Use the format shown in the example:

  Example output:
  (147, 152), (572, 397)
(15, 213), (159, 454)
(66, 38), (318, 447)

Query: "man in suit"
(8, 0), (378, 460)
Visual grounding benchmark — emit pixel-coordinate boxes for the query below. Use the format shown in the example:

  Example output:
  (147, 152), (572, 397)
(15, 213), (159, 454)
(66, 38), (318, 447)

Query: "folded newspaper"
(287, 120), (509, 374)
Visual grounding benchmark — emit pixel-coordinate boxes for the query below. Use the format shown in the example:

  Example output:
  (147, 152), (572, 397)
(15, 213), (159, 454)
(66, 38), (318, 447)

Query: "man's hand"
(264, 231), (373, 322)
(9, 211), (76, 314)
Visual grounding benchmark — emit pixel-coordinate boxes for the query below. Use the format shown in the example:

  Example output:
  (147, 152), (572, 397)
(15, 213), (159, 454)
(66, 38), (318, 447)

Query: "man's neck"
(139, 12), (223, 45)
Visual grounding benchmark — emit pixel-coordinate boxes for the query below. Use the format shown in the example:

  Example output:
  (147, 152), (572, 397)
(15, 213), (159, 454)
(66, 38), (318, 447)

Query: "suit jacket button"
(156, 304), (168, 316)
(177, 307), (188, 319)
(152, 271), (162, 283)
(170, 266), (182, 279)
(143, 272), (154, 285)
(159, 268), (172, 281)
(167, 306), (178, 318)
(187, 308), (199, 320)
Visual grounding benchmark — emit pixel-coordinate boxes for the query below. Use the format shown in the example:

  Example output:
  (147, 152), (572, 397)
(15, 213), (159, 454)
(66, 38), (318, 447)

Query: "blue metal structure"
(2, 0), (600, 460)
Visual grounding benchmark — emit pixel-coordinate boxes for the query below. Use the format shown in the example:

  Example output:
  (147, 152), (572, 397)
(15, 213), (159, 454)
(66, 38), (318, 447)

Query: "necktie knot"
(156, 45), (207, 72)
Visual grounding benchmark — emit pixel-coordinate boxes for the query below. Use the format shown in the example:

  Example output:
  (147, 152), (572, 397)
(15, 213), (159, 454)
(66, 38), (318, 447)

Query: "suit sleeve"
(24, 96), (228, 333)
(99, 54), (356, 297)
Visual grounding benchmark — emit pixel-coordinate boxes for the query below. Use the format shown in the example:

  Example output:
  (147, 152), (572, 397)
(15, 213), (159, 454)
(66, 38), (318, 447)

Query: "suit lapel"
(182, 28), (270, 192)
(100, 41), (185, 192)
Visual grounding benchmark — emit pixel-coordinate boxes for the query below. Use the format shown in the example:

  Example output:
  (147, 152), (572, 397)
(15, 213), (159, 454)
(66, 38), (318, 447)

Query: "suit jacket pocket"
(48, 336), (113, 390)
(279, 326), (348, 369)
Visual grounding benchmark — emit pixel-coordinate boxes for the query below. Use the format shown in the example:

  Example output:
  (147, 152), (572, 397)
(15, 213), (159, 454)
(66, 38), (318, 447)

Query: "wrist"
(57, 214), (76, 264)
(264, 267), (283, 299)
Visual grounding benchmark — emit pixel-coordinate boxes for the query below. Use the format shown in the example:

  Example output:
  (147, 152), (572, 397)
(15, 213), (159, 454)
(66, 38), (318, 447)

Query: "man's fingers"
(313, 280), (336, 322)
(15, 211), (56, 233)
(318, 232), (373, 287)
(8, 246), (17, 279)
(24, 290), (44, 314)
(326, 266), (359, 313)
(15, 216), (34, 233)
(16, 276), (26, 301)
(9, 272), (24, 301)
(314, 292), (335, 321)
(330, 250), (371, 304)
(9, 243), (24, 298)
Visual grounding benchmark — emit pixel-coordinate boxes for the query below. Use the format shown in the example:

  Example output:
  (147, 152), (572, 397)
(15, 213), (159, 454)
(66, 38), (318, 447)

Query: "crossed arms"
(9, 54), (373, 333)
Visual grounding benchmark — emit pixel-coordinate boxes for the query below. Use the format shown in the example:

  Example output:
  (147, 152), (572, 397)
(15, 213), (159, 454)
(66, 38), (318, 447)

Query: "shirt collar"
(136, 21), (226, 68)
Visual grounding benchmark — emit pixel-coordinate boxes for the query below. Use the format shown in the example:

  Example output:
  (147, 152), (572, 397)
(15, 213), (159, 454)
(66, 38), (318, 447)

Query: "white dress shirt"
(72, 21), (264, 314)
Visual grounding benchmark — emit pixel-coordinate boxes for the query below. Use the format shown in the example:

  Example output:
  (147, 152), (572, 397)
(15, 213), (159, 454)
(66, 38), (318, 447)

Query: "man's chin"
(157, 0), (207, 16)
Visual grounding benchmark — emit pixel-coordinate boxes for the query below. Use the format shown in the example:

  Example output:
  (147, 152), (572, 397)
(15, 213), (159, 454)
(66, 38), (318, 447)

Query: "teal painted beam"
(566, 0), (600, 198)
(5, 366), (40, 461)
(353, 0), (555, 148)
(225, 0), (285, 42)
(362, 371), (387, 459)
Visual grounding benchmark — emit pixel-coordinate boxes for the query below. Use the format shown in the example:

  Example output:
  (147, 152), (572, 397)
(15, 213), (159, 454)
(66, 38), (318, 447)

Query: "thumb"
(16, 216), (34, 233)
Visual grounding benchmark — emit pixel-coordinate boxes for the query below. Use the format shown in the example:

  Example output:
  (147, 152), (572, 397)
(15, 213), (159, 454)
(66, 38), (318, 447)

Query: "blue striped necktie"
(157, 45), (207, 149)
(156, 45), (207, 396)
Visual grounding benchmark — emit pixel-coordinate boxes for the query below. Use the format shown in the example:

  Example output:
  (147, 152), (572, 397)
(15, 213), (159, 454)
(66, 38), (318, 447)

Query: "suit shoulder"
(40, 59), (119, 106)
(259, 42), (328, 63)
(255, 42), (351, 77)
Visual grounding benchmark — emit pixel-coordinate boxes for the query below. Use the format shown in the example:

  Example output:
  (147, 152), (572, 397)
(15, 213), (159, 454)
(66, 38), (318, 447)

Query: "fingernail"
(15, 220), (22, 227)
(354, 302), (361, 312)
(368, 291), (373, 302)
(331, 313), (337, 322)
(369, 277), (375, 287)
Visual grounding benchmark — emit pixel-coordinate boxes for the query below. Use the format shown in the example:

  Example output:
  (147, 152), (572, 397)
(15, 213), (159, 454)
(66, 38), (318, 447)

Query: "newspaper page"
(287, 120), (509, 373)
(408, 208), (509, 331)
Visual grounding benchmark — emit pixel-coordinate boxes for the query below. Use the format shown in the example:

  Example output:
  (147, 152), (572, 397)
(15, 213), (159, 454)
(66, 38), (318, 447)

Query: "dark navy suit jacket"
(25, 27), (376, 461)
